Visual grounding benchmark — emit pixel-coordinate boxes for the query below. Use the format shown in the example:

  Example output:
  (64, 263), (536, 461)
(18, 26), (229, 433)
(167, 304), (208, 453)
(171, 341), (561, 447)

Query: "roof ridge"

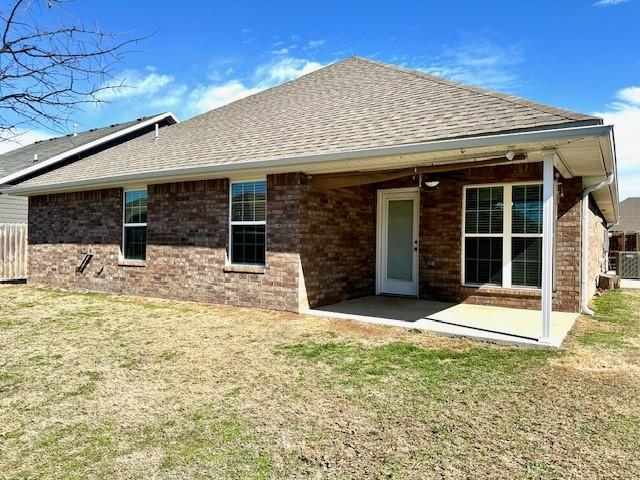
(350, 56), (597, 123)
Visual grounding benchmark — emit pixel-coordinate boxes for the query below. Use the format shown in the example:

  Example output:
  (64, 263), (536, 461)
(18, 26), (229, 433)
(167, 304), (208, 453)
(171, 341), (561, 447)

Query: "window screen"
(230, 180), (266, 265)
(123, 189), (147, 260)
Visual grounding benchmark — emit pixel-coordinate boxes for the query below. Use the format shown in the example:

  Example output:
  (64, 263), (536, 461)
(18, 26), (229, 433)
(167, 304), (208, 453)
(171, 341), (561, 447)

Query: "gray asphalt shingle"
(0, 117), (157, 179)
(610, 198), (640, 233)
(15, 57), (600, 189)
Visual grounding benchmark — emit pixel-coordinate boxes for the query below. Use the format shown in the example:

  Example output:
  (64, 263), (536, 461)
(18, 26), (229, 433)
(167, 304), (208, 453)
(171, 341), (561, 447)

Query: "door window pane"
(387, 199), (413, 281)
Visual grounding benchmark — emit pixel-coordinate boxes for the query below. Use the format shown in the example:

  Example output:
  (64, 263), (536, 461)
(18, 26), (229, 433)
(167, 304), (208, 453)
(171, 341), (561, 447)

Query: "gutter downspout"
(581, 173), (615, 315)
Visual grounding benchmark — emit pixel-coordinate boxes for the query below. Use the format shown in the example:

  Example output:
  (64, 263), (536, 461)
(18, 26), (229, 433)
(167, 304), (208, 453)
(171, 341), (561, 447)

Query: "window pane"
(124, 226), (147, 260)
(124, 190), (148, 224)
(512, 185), (542, 234)
(465, 186), (503, 234)
(464, 237), (502, 285)
(512, 237), (542, 288)
(231, 181), (267, 222)
(231, 225), (266, 265)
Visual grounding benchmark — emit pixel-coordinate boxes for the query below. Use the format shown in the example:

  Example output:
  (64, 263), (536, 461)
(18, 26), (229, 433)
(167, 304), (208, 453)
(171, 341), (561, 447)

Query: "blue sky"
(5, 0), (640, 199)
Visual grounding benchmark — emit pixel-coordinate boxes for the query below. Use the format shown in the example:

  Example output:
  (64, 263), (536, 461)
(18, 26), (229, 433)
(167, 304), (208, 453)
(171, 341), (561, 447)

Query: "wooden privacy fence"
(0, 223), (27, 281)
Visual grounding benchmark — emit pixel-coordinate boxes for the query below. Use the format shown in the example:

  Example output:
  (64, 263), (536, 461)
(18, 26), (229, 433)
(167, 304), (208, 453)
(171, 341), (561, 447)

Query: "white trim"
(121, 187), (148, 261)
(228, 178), (267, 267)
(0, 112), (179, 185)
(6, 124), (612, 196)
(461, 181), (544, 290)
(503, 185), (513, 288)
(540, 152), (555, 342)
(376, 187), (420, 297)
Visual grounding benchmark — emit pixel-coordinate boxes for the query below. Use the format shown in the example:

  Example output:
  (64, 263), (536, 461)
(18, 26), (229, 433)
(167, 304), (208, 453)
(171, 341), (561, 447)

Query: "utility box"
(618, 251), (640, 279)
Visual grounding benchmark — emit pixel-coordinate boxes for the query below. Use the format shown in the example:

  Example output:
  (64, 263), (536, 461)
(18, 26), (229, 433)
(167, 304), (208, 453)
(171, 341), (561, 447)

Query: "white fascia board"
(0, 112), (179, 185)
(6, 123), (613, 196)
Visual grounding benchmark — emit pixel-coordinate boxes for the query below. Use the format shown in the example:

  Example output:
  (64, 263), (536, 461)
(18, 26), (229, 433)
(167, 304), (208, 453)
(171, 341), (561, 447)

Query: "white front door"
(377, 188), (419, 296)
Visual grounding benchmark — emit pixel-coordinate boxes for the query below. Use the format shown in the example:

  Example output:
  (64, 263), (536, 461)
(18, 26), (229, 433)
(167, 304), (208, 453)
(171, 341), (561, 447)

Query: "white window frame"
(122, 187), (148, 261)
(510, 183), (544, 289)
(228, 178), (267, 266)
(461, 181), (544, 290)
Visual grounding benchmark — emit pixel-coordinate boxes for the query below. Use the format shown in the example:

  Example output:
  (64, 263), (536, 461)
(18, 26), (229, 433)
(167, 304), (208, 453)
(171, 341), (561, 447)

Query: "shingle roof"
(0, 116), (163, 179)
(610, 198), (640, 233)
(15, 56), (600, 188)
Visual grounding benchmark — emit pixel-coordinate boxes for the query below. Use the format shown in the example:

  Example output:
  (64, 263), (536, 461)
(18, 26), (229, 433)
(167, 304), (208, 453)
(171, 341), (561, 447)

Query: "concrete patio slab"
(621, 279), (640, 289)
(304, 296), (578, 347)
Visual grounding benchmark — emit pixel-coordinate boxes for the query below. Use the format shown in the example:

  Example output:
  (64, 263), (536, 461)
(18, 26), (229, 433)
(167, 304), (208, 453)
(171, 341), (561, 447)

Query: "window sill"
(461, 285), (542, 297)
(118, 259), (147, 267)
(224, 264), (266, 274)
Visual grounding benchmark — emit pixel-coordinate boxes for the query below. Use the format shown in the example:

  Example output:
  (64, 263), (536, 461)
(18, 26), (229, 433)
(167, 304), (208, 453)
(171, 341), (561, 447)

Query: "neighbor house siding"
(0, 194), (28, 224)
(28, 174), (302, 311)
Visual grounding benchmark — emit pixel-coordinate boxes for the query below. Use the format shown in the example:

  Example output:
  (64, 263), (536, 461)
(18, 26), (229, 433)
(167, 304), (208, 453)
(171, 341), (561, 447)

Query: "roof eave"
(3, 123), (615, 197)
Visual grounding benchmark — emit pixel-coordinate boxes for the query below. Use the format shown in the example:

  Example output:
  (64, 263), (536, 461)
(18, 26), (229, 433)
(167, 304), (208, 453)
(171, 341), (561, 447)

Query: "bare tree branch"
(0, 0), (146, 142)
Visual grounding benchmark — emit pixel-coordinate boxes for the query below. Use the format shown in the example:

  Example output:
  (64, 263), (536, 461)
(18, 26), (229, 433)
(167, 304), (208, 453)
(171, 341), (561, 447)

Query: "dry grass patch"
(1, 285), (639, 479)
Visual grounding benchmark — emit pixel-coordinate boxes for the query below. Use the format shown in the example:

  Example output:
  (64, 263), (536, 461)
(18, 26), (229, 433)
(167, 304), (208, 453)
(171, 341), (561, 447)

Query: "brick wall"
(28, 163), (587, 313)
(299, 178), (376, 308)
(28, 175), (302, 311)
(587, 197), (606, 300)
(357, 163), (582, 311)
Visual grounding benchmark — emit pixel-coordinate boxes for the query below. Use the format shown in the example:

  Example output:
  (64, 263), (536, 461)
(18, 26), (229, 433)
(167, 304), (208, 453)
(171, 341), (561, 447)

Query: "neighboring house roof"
(610, 198), (640, 233)
(0, 112), (178, 185)
(9, 56), (601, 190)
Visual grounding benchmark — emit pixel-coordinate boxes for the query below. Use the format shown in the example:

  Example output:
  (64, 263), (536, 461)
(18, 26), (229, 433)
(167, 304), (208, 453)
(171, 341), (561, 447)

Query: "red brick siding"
(587, 197), (606, 300)
(368, 163), (582, 311)
(28, 175), (302, 311)
(299, 179), (376, 307)
(28, 164), (586, 313)
(554, 176), (582, 311)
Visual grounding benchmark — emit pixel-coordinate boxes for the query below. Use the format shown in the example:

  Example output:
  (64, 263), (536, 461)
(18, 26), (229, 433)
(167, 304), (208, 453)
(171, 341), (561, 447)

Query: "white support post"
(540, 151), (555, 343)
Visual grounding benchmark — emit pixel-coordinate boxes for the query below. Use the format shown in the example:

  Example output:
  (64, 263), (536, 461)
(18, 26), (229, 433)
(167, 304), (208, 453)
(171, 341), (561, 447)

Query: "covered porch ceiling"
(297, 125), (617, 223)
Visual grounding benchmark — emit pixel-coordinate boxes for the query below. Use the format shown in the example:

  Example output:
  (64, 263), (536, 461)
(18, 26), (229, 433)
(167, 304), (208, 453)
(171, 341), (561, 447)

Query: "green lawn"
(0, 285), (639, 479)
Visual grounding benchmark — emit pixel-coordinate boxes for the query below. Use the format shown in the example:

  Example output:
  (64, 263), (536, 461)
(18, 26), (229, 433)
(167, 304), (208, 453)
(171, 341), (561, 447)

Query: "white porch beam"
(540, 151), (555, 343)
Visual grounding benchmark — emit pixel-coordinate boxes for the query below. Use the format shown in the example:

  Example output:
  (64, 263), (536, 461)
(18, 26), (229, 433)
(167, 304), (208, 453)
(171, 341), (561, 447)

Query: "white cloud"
(254, 57), (323, 85)
(0, 129), (51, 154)
(99, 69), (175, 100)
(95, 57), (326, 120)
(271, 47), (289, 55)
(188, 81), (263, 113)
(594, 87), (640, 200)
(417, 39), (522, 91)
(148, 84), (189, 109)
(308, 39), (326, 48)
(594, 0), (630, 6)
(185, 58), (324, 115)
(187, 58), (324, 115)
(618, 86), (640, 105)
